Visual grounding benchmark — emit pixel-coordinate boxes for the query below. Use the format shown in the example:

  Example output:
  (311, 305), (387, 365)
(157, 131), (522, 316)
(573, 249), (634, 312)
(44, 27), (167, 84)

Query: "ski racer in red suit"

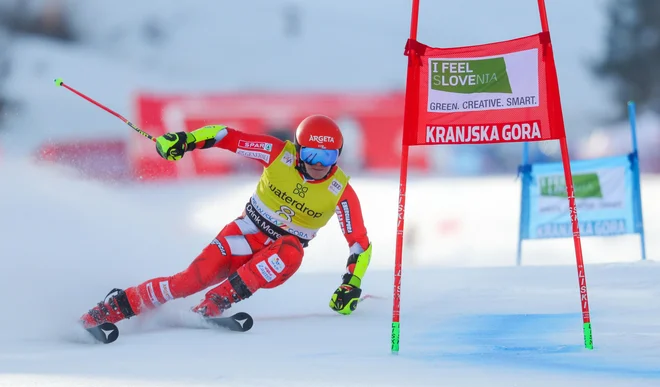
(80, 114), (373, 329)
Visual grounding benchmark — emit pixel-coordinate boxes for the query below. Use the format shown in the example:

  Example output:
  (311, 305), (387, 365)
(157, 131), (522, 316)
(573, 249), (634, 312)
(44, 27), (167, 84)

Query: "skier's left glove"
(330, 282), (362, 315)
(329, 243), (372, 315)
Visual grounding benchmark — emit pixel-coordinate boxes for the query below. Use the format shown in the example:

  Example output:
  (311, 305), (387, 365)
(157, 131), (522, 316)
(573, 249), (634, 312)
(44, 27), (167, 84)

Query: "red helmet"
(294, 114), (343, 153)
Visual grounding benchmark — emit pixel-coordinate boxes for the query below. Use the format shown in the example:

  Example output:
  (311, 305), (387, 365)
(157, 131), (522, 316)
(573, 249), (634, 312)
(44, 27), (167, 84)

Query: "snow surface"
(1, 157), (660, 386)
(0, 2), (656, 384)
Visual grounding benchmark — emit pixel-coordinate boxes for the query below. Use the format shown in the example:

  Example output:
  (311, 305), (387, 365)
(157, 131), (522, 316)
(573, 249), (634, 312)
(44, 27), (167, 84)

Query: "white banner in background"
(523, 155), (636, 239)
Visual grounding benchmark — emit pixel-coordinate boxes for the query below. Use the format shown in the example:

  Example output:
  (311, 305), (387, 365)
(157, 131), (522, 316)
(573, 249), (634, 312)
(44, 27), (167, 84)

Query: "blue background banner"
(520, 155), (639, 240)
(517, 101), (646, 267)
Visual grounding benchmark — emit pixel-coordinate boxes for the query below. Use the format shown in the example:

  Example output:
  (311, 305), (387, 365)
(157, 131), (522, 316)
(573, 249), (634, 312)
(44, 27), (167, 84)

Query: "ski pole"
(54, 78), (156, 142)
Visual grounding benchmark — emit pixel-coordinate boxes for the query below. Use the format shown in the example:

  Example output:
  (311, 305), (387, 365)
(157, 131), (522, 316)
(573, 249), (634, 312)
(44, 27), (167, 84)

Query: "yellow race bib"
(250, 141), (349, 240)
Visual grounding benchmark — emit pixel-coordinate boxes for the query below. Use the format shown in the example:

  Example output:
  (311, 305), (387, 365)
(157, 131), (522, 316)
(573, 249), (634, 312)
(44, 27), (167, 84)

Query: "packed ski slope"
(1, 157), (660, 386)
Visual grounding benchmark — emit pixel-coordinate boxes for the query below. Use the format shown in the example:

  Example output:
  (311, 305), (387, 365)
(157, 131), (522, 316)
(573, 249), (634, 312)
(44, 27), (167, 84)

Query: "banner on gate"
(403, 33), (566, 146)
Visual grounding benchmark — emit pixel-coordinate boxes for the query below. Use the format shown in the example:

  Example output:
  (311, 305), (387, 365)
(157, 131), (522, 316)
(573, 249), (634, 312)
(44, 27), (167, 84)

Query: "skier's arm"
(154, 125), (286, 167)
(186, 125), (287, 167)
(335, 183), (371, 264)
(329, 183), (372, 315)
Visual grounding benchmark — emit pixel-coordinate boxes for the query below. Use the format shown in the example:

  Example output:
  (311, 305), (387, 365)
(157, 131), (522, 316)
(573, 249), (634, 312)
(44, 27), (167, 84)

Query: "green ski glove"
(155, 125), (227, 161)
(329, 243), (372, 315)
(155, 131), (194, 161)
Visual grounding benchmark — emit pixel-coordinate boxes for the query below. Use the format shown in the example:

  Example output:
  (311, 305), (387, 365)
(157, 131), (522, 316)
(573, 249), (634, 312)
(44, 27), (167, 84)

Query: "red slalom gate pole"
(54, 78), (156, 142)
(537, 0), (593, 349)
(391, 0), (420, 354)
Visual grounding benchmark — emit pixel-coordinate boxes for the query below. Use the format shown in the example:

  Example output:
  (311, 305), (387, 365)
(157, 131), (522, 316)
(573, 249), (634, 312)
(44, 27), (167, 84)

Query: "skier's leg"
(192, 235), (305, 317)
(79, 216), (265, 328)
(124, 216), (267, 314)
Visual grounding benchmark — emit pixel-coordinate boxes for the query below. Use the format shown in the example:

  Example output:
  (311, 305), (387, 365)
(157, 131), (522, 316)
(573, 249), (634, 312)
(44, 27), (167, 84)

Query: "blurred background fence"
(1, 0), (659, 182)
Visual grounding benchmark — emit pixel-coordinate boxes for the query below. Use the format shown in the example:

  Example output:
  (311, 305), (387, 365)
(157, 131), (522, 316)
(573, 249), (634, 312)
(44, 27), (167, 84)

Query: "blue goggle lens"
(299, 147), (339, 167)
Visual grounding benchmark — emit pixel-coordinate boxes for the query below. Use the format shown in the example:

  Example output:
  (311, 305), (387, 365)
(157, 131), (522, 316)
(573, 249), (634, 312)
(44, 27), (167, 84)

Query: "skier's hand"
(155, 131), (194, 161)
(329, 280), (362, 315)
(329, 246), (371, 315)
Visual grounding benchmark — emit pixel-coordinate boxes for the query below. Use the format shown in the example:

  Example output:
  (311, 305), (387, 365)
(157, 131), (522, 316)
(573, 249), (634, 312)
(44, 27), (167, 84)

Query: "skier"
(80, 114), (373, 330)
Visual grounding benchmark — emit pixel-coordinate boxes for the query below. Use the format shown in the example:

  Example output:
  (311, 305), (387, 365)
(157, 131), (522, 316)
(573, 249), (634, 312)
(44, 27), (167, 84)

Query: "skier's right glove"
(155, 125), (228, 161)
(155, 131), (195, 161)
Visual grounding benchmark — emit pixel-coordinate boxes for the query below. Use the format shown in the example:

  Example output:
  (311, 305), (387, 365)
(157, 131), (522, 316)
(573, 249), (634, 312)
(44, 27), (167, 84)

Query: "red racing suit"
(120, 127), (371, 317)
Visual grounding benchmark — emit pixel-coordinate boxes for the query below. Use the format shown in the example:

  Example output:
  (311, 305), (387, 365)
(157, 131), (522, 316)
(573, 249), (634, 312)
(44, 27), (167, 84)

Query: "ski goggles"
(299, 147), (339, 167)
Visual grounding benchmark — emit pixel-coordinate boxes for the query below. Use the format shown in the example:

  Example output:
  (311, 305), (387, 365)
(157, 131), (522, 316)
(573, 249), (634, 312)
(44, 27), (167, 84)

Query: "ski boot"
(191, 292), (232, 318)
(192, 271), (255, 318)
(80, 288), (136, 329)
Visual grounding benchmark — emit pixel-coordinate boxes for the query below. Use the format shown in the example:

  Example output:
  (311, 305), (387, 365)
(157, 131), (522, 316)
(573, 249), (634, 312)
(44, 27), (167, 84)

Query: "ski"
(85, 322), (119, 344)
(83, 312), (253, 344)
(205, 312), (254, 332)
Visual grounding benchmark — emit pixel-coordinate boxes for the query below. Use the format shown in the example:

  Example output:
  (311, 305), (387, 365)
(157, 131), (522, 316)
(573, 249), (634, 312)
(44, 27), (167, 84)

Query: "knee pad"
(270, 236), (304, 271)
(278, 235), (304, 259)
